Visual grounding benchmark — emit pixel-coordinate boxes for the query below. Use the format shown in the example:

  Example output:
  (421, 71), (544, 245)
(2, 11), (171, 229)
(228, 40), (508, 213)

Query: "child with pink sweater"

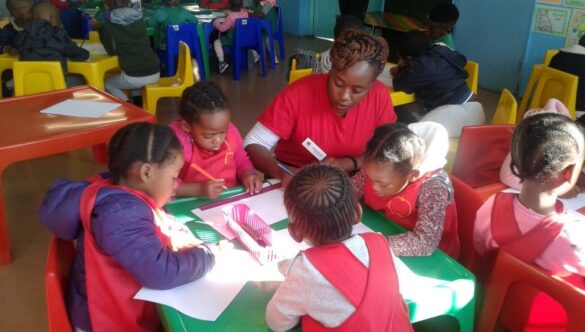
(212, 0), (248, 74)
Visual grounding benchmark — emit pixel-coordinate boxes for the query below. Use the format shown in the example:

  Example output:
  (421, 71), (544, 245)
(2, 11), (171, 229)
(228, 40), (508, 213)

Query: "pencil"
(190, 163), (228, 190)
(276, 162), (295, 177)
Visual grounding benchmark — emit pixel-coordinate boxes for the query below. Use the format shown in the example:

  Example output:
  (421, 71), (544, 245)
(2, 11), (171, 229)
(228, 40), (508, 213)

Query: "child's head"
(363, 123), (425, 197)
(333, 15), (364, 39)
(229, 0), (243, 11)
(427, 2), (459, 41)
(32, 3), (60, 27)
(179, 81), (230, 153)
(397, 30), (430, 61)
(108, 122), (184, 207)
(7, 0), (33, 26)
(511, 113), (585, 193)
(284, 164), (361, 246)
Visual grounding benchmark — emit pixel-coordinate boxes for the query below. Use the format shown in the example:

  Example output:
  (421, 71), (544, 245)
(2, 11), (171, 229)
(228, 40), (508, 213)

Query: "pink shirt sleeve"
(228, 123), (256, 178)
(473, 195), (496, 256)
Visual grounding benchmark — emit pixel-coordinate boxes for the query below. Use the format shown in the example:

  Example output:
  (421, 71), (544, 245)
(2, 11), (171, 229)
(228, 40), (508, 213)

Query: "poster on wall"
(538, 0), (562, 4)
(566, 9), (585, 46)
(565, 0), (585, 9)
(533, 5), (569, 36)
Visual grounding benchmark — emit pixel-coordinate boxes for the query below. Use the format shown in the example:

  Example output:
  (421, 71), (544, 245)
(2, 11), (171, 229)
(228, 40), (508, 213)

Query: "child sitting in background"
(15, 2), (89, 87)
(266, 164), (413, 332)
(98, 0), (160, 102)
(248, 0), (277, 64)
(426, 2), (459, 50)
(39, 122), (216, 331)
(170, 81), (261, 198)
(0, 0), (32, 55)
(149, 0), (197, 51)
(391, 30), (483, 136)
(354, 122), (460, 258)
(313, 15), (363, 74)
(550, 34), (585, 113)
(475, 112), (585, 276)
(212, 0), (248, 74)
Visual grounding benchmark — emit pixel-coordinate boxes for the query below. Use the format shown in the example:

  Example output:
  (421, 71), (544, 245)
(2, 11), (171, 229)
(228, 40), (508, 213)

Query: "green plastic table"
(159, 186), (476, 331)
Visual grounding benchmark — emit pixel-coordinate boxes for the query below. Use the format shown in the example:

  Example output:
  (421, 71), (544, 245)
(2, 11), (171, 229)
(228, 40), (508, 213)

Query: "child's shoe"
(251, 50), (260, 64)
(219, 61), (229, 74)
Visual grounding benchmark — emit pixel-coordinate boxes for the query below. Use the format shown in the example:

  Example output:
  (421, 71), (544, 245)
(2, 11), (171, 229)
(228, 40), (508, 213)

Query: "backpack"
(287, 48), (317, 81)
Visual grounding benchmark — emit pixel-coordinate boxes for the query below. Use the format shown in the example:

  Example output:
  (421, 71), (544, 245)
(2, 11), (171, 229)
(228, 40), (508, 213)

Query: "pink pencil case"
(224, 204), (278, 265)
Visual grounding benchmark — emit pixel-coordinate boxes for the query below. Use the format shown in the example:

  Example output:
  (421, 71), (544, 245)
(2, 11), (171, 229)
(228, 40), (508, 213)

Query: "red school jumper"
(363, 171), (460, 258)
(301, 233), (413, 332)
(79, 178), (171, 331)
(490, 192), (585, 332)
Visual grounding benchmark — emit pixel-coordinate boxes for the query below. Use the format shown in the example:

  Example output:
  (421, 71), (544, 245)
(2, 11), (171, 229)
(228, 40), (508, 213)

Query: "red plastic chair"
(450, 175), (484, 275)
(452, 125), (515, 200)
(45, 237), (75, 332)
(477, 250), (585, 332)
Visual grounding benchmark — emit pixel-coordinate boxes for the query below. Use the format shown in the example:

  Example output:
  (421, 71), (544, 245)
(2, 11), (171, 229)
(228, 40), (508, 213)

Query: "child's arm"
(60, 30), (90, 61)
(392, 57), (438, 94)
(351, 170), (367, 200)
(92, 194), (216, 288)
(388, 177), (450, 256)
(176, 180), (226, 199)
(213, 14), (235, 32)
(98, 24), (116, 55)
(39, 179), (89, 240)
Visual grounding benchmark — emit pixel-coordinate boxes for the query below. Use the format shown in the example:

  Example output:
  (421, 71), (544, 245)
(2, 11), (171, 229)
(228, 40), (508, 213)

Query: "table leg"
(453, 299), (475, 332)
(0, 164), (12, 266)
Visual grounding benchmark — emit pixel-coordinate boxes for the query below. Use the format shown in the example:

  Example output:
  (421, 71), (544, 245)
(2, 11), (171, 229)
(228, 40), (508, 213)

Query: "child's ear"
(287, 222), (303, 243)
(408, 169), (420, 183)
(352, 203), (363, 225)
(179, 119), (192, 133)
(562, 164), (577, 183)
(139, 163), (154, 183)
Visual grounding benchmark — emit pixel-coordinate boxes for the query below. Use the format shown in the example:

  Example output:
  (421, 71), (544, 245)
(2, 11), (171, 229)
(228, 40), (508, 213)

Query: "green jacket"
(149, 6), (197, 50)
(100, 16), (160, 77)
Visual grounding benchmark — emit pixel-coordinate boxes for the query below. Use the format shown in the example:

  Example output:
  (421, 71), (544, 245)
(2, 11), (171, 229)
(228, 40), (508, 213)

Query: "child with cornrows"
(266, 164), (412, 332)
(170, 81), (261, 199)
(354, 122), (460, 258)
(39, 123), (216, 331)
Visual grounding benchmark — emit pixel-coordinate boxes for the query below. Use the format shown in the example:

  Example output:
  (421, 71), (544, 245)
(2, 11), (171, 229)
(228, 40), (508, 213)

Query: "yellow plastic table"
(158, 186), (476, 331)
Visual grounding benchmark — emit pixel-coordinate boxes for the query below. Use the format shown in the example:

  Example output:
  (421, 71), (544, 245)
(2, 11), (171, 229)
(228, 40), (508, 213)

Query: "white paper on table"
(192, 184), (287, 240)
(135, 249), (283, 321)
(40, 99), (120, 118)
(81, 43), (108, 55)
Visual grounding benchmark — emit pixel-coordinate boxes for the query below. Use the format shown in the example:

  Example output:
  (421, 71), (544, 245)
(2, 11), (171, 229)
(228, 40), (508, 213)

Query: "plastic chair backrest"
(13, 61), (67, 96)
(175, 41), (195, 86)
(491, 88), (517, 125)
(272, 6), (285, 59)
(45, 237), (75, 332)
(465, 60), (479, 94)
(544, 49), (559, 66)
(234, 18), (261, 48)
(166, 23), (204, 79)
(230, 18), (265, 80)
(450, 175), (484, 273)
(288, 58), (313, 84)
(477, 250), (585, 332)
(529, 66), (578, 120)
(518, 64), (544, 122)
(452, 124), (515, 188)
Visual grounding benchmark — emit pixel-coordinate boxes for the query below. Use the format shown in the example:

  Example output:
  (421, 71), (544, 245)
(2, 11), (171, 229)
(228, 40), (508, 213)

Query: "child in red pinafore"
(266, 164), (412, 332)
(474, 113), (585, 331)
(354, 122), (460, 258)
(170, 81), (261, 198)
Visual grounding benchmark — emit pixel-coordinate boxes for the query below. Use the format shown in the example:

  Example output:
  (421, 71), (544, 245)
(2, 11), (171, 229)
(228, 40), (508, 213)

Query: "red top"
(199, 0), (228, 9)
(79, 178), (170, 331)
(302, 233), (412, 331)
(258, 74), (396, 167)
(363, 172), (460, 258)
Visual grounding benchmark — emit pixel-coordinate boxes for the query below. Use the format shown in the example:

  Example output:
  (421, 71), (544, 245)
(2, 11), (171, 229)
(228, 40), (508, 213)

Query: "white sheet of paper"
(40, 99), (120, 118)
(135, 249), (283, 321)
(82, 43), (108, 55)
(192, 185), (287, 240)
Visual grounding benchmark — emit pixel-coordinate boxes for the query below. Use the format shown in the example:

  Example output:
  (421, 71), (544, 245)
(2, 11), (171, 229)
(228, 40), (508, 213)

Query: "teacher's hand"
(321, 156), (354, 173)
(278, 166), (298, 188)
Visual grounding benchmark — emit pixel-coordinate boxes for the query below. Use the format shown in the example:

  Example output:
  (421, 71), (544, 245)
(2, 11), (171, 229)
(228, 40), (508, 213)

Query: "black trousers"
(338, 0), (370, 20)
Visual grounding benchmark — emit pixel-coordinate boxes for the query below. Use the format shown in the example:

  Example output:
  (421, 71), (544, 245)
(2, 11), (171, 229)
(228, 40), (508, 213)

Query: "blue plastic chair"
(258, 19), (275, 69)
(224, 18), (265, 81)
(272, 6), (284, 60)
(164, 23), (205, 80)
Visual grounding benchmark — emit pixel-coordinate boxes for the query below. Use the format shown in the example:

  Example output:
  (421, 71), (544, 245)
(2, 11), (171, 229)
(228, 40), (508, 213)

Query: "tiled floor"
(0, 35), (499, 331)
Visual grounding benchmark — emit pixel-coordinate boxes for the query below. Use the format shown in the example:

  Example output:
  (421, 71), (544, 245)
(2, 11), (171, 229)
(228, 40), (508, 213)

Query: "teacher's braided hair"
(108, 122), (183, 184)
(284, 164), (357, 244)
(329, 29), (389, 76)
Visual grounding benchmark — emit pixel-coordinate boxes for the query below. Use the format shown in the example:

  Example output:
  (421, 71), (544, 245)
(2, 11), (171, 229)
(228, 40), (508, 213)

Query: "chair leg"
(143, 93), (158, 115)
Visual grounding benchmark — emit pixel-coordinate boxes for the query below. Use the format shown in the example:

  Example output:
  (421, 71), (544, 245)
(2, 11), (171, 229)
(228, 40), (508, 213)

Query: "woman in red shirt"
(244, 29), (396, 186)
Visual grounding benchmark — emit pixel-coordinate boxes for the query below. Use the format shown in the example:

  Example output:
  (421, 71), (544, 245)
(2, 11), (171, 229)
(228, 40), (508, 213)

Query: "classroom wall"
(279, 0), (312, 36)
(453, 0), (535, 94)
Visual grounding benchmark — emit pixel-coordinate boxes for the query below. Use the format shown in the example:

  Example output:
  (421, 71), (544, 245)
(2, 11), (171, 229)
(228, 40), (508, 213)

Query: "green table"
(159, 186), (476, 331)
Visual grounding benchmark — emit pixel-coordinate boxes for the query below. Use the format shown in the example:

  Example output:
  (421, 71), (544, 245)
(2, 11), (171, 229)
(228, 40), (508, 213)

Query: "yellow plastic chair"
(519, 65), (578, 121)
(543, 49), (559, 66)
(143, 41), (196, 114)
(390, 90), (416, 106)
(491, 88), (517, 125)
(465, 60), (479, 94)
(13, 61), (67, 96)
(288, 58), (313, 84)
(87, 31), (100, 43)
